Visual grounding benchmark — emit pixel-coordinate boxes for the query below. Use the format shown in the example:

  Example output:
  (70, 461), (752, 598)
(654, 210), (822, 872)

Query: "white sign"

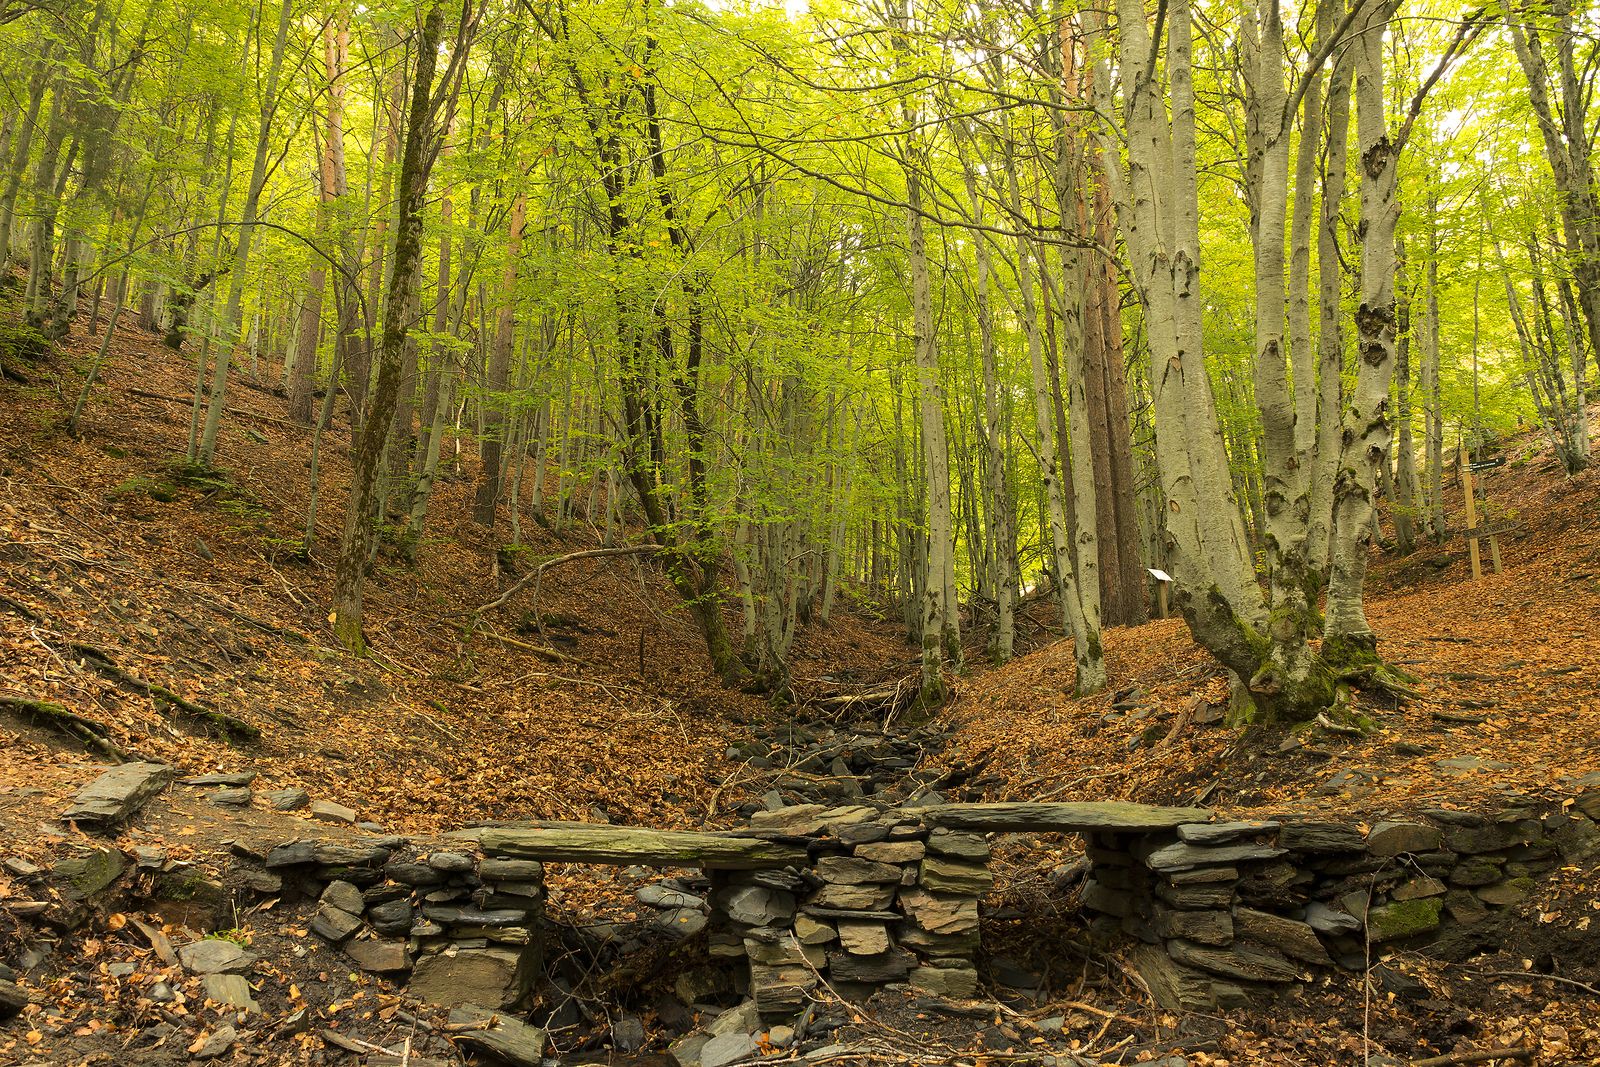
(1147, 568), (1172, 583)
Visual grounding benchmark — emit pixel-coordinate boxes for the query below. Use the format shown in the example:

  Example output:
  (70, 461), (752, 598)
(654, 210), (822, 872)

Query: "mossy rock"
(54, 848), (127, 900)
(1366, 896), (1443, 942)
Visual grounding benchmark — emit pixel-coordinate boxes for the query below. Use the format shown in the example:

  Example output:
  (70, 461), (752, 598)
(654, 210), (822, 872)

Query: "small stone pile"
(253, 836), (545, 1008)
(713, 803), (992, 1018)
(1079, 792), (1600, 1011)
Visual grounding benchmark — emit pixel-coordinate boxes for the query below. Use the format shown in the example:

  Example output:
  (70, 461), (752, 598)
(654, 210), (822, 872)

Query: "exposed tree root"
(0, 693), (128, 761)
(66, 641), (260, 744)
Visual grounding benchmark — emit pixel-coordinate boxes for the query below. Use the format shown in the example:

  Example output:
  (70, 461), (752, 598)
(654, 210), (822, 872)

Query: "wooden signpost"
(1149, 568), (1172, 619)
(1458, 445), (1506, 579)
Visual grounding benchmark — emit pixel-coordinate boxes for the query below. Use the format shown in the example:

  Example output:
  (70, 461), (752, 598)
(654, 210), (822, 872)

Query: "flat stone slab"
(918, 802), (1213, 834)
(478, 825), (807, 870)
(62, 762), (178, 826)
(448, 1005), (546, 1066)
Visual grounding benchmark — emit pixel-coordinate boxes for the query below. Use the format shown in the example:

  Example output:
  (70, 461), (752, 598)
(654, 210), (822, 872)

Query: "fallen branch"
(1408, 1046), (1537, 1066)
(67, 642), (260, 743)
(471, 544), (660, 617)
(1480, 969), (1600, 997)
(127, 387), (302, 429)
(0, 692), (128, 761)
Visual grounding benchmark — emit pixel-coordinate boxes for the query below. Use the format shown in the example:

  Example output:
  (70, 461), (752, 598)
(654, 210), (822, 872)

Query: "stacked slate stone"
(253, 835), (545, 1007)
(1079, 796), (1600, 1012)
(729, 804), (992, 1020)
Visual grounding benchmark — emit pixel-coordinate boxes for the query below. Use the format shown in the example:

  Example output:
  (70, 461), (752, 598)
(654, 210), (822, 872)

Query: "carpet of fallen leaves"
(0, 313), (918, 847)
(5, 312), (1600, 1066)
(941, 428), (1600, 821)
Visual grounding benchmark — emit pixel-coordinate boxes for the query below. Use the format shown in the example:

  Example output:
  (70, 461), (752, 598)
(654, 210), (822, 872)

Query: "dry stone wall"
(1078, 788), (1600, 1011)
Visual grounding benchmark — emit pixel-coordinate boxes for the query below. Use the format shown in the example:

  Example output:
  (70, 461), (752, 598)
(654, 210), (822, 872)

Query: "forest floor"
(2, 308), (1599, 1065)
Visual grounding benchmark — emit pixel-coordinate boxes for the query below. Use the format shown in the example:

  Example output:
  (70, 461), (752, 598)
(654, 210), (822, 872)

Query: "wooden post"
(1148, 568), (1171, 619)
(1460, 444), (1482, 581)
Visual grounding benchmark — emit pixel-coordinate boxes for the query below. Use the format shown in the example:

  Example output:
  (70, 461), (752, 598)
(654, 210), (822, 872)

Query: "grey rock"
(211, 788), (253, 807)
(1168, 938), (1301, 982)
(427, 851), (476, 873)
(448, 1004), (546, 1066)
(655, 908), (708, 939)
(0, 979), (31, 1019)
(836, 920), (890, 955)
(1176, 821), (1280, 845)
(385, 860), (445, 886)
(178, 939), (256, 975)
(1153, 905), (1233, 946)
(344, 939), (411, 973)
(53, 846), (127, 899)
(265, 788), (309, 811)
(1367, 822), (1443, 857)
(310, 799), (358, 824)
(62, 762), (177, 827)
(707, 1001), (761, 1037)
(612, 1014), (647, 1052)
(908, 964), (978, 998)
(320, 880), (365, 915)
(1392, 876), (1448, 901)
(794, 914), (836, 945)
(807, 881), (895, 911)
(192, 1025), (238, 1060)
(897, 888), (978, 935)
(183, 771), (257, 787)
(310, 905), (362, 943)
(918, 855), (993, 895)
(827, 947), (913, 983)
(1232, 907), (1332, 965)
(813, 856), (902, 884)
(924, 831), (989, 860)
(854, 841), (925, 864)
(412, 949), (534, 1009)
(1143, 840), (1285, 871)
(716, 885), (796, 927)
(479, 858), (544, 881)
(201, 973), (258, 1012)
(701, 1032), (761, 1067)
(639, 885), (706, 909)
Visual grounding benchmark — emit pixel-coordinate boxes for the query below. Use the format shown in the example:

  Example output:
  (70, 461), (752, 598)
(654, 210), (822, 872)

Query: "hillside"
(3, 313), (1599, 1066)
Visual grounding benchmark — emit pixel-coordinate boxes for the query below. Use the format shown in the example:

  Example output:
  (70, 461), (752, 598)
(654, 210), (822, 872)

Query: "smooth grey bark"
(194, 0), (293, 467)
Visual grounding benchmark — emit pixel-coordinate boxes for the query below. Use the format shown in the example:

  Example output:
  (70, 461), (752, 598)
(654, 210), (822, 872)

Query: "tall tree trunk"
(194, 0), (293, 467)
(473, 191), (525, 527)
(332, 2), (448, 651)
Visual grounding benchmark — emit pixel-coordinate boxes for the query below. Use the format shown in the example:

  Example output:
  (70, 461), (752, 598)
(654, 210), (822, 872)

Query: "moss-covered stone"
(1366, 897), (1443, 942)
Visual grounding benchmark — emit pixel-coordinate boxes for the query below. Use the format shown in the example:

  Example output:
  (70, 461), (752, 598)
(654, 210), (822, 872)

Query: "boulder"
(53, 847), (127, 899)
(1167, 939), (1301, 982)
(345, 939), (411, 974)
(638, 885), (706, 909)
(412, 948), (535, 1009)
(62, 762), (177, 827)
